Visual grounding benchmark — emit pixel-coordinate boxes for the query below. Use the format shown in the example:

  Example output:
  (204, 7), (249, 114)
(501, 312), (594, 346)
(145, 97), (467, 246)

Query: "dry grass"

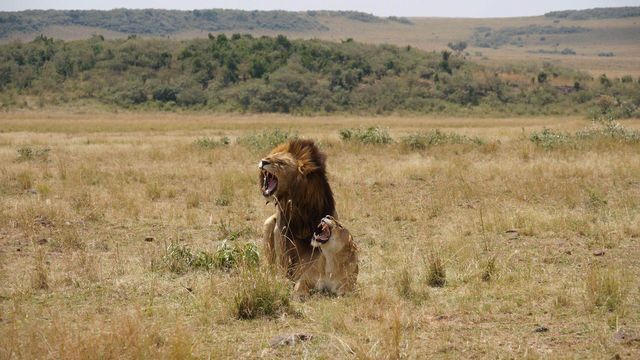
(1, 110), (639, 358)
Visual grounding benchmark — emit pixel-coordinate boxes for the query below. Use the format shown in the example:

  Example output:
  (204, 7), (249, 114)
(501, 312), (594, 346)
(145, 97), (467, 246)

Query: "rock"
(505, 230), (519, 240)
(613, 329), (638, 344)
(34, 216), (53, 227)
(534, 325), (549, 333)
(269, 333), (313, 348)
(593, 250), (605, 257)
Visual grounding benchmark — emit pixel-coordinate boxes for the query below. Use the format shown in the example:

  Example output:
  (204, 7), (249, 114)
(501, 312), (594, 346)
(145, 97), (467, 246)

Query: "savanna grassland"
(1, 111), (639, 358)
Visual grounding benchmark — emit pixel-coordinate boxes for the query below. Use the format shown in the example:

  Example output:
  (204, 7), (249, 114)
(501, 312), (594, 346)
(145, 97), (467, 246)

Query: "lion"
(294, 215), (358, 297)
(259, 139), (336, 280)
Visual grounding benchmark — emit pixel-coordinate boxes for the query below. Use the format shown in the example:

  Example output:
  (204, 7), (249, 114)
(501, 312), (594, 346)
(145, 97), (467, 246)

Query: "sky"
(1, 0), (639, 17)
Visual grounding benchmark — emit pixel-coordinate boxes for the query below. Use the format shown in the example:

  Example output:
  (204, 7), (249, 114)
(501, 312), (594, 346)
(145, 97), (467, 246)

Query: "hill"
(1, 35), (638, 117)
(1, 7), (639, 78)
(0, 9), (410, 38)
(545, 6), (640, 20)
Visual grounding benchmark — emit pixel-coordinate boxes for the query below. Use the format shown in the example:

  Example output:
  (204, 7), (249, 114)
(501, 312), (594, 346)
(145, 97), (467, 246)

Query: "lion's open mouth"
(313, 220), (331, 245)
(261, 170), (278, 197)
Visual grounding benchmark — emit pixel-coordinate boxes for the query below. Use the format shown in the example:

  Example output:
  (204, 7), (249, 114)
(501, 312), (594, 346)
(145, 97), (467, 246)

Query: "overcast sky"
(1, 0), (639, 17)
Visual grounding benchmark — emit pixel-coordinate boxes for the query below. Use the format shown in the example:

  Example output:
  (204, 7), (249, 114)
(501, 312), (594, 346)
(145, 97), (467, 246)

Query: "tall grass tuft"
(426, 253), (446, 287)
(584, 265), (627, 312)
(232, 267), (292, 320)
(31, 249), (49, 291)
(396, 268), (428, 304)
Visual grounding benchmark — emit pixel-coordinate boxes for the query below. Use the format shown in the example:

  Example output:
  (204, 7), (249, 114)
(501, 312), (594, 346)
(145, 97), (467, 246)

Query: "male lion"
(294, 215), (358, 297)
(259, 139), (336, 280)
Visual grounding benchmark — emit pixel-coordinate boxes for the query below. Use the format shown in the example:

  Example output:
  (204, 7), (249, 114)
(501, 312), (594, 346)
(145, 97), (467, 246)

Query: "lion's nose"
(258, 159), (270, 169)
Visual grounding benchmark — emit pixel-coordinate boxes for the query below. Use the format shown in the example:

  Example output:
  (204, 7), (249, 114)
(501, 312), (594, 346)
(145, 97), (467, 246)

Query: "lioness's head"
(311, 215), (349, 252)
(258, 139), (327, 199)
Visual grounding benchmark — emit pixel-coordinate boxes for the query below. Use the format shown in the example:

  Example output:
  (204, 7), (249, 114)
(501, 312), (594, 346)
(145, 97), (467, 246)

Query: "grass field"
(1, 111), (639, 358)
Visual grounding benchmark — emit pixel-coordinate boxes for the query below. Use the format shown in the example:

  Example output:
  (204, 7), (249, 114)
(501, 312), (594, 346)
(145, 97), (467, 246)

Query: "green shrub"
(237, 128), (296, 152)
(113, 86), (147, 106)
(152, 86), (178, 102)
(339, 127), (393, 144)
(531, 116), (640, 150)
(177, 86), (207, 106)
(577, 116), (640, 143)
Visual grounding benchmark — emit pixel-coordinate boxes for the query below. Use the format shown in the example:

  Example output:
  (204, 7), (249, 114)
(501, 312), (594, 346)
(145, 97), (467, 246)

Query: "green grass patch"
(193, 136), (230, 149)
(401, 129), (484, 150)
(156, 241), (259, 274)
(237, 129), (297, 152)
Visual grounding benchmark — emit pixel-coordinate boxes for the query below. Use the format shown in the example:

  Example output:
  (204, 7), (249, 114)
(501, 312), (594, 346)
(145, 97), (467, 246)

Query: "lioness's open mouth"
(261, 170), (278, 197)
(313, 219), (331, 245)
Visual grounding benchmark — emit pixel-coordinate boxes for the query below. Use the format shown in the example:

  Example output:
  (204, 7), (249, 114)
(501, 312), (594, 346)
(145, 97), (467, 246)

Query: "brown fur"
(294, 216), (358, 297)
(260, 139), (336, 280)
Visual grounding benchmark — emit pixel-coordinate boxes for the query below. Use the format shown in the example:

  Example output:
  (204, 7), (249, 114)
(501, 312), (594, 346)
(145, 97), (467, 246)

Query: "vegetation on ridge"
(0, 34), (639, 116)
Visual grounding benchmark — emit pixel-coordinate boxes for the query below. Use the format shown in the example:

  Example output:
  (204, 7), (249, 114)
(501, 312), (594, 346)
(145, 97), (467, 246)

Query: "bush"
(401, 129), (484, 150)
(113, 86), (147, 106)
(152, 86), (178, 102)
(577, 116), (640, 143)
(237, 128), (297, 152)
(232, 268), (292, 319)
(597, 52), (615, 57)
(176, 86), (207, 106)
(531, 117), (640, 149)
(339, 127), (393, 144)
(529, 128), (571, 149)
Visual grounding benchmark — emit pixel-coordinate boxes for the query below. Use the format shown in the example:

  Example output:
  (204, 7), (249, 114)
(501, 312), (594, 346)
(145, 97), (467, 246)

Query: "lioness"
(294, 215), (358, 297)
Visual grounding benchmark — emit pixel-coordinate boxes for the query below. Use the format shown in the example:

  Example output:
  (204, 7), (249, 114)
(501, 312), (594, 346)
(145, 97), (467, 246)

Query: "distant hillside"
(1, 7), (638, 79)
(1, 35), (638, 116)
(545, 6), (640, 20)
(0, 9), (411, 38)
